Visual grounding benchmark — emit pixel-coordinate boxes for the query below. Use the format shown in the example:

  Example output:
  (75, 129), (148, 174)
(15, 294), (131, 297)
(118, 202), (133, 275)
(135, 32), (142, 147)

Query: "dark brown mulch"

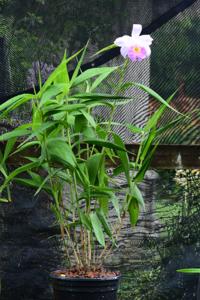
(52, 267), (120, 279)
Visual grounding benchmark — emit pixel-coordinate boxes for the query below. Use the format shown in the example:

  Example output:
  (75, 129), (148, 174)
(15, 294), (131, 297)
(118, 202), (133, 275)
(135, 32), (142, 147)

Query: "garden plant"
(0, 24), (181, 299)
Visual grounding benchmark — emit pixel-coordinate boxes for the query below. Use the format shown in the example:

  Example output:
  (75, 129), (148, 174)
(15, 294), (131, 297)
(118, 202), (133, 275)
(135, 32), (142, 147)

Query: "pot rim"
(50, 271), (121, 282)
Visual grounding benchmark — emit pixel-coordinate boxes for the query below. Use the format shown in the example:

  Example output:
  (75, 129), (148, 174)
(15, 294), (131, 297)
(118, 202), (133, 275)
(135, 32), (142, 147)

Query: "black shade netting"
(0, 2), (200, 300)
(0, 1), (199, 145)
(90, 0), (200, 144)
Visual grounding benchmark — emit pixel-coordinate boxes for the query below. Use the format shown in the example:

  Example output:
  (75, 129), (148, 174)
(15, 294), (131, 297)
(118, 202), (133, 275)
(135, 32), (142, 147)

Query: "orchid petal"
(131, 24), (142, 36)
(140, 35), (153, 45)
(120, 47), (128, 58)
(144, 45), (151, 57)
(114, 35), (131, 47)
(128, 50), (136, 62)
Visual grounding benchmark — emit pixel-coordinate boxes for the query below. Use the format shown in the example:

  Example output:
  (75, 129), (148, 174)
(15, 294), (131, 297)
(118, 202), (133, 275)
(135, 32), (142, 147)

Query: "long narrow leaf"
(113, 132), (130, 184)
(144, 92), (177, 132)
(134, 144), (158, 183)
(0, 94), (34, 112)
(73, 92), (129, 100)
(90, 212), (105, 247)
(84, 139), (126, 152)
(80, 109), (96, 128)
(96, 209), (112, 237)
(72, 67), (118, 87)
(0, 161), (41, 193)
(0, 129), (30, 142)
(111, 195), (121, 220)
(128, 197), (139, 226)
(134, 83), (181, 115)
(177, 269), (200, 274)
(130, 183), (145, 208)
(2, 138), (17, 163)
(92, 44), (117, 57)
(86, 153), (103, 185)
(70, 43), (88, 86)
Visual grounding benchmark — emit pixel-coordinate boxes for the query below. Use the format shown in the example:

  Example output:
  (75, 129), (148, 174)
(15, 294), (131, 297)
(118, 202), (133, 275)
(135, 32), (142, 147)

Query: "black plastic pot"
(50, 272), (121, 300)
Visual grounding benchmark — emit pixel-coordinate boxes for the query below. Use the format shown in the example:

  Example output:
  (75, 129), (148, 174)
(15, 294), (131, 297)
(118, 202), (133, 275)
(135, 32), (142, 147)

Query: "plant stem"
(97, 213), (126, 266)
(65, 226), (83, 268)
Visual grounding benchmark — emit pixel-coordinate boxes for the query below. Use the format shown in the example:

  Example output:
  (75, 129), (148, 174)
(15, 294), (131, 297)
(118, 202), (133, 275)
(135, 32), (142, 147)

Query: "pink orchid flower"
(114, 24), (153, 61)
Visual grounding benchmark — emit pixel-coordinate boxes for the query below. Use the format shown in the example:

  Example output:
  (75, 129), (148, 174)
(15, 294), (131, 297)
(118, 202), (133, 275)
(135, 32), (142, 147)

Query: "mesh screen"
(0, 2), (200, 300)
(0, 0), (199, 144)
(95, 0), (200, 144)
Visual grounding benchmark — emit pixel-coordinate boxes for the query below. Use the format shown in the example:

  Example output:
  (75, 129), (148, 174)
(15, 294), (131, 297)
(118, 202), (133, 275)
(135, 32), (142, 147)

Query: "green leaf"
(8, 161), (41, 181)
(79, 187), (113, 201)
(99, 197), (109, 215)
(2, 138), (17, 163)
(90, 212), (105, 247)
(14, 177), (52, 195)
(128, 197), (139, 226)
(96, 209), (112, 237)
(0, 94), (34, 115)
(127, 124), (144, 134)
(73, 92), (129, 100)
(43, 103), (86, 115)
(134, 144), (158, 183)
(84, 139), (126, 152)
(0, 128), (30, 142)
(92, 43), (117, 57)
(85, 101), (114, 110)
(13, 141), (40, 156)
(86, 153), (103, 185)
(75, 114), (88, 133)
(19, 122), (56, 147)
(134, 84), (181, 115)
(130, 183), (145, 208)
(0, 160), (41, 193)
(119, 82), (135, 92)
(34, 174), (52, 196)
(144, 92), (176, 132)
(156, 115), (184, 136)
(80, 109), (96, 128)
(32, 108), (42, 132)
(0, 164), (7, 178)
(56, 170), (72, 183)
(177, 269), (200, 274)
(39, 84), (66, 107)
(111, 194), (121, 220)
(70, 43), (88, 86)
(113, 132), (130, 184)
(113, 164), (124, 177)
(79, 212), (92, 230)
(72, 67), (118, 87)
(75, 163), (90, 187)
(140, 129), (156, 162)
(46, 138), (77, 169)
(54, 56), (69, 87)
(14, 177), (39, 189)
(0, 198), (9, 203)
(82, 127), (96, 139)
(39, 59), (68, 94)
(66, 47), (85, 64)
(28, 170), (43, 184)
(90, 72), (115, 92)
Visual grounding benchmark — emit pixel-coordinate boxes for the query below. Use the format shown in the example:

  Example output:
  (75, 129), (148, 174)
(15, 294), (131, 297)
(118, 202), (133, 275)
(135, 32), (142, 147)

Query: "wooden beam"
(126, 144), (200, 169)
(1, 142), (200, 169)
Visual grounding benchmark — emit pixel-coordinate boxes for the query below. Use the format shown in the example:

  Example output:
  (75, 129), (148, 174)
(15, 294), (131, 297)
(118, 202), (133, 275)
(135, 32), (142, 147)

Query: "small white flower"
(114, 24), (153, 61)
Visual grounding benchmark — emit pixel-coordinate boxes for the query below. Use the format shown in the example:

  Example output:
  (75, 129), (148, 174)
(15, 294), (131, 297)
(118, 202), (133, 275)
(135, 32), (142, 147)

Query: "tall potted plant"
(0, 24), (181, 300)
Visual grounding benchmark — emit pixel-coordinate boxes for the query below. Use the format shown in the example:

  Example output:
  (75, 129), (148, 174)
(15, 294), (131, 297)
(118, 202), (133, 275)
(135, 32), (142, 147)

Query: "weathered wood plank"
(1, 142), (200, 169)
(127, 144), (200, 169)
